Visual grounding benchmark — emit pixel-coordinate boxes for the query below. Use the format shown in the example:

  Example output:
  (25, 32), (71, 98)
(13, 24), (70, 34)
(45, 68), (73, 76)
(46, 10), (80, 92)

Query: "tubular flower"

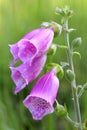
(10, 55), (47, 94)
(9, 28), (41, 64)
(23, 68), (59, 120)
(9, 28), (54, 65)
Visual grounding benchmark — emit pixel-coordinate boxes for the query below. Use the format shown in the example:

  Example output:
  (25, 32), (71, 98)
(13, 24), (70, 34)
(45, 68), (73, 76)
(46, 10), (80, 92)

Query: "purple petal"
(29, 28), (54, 56)
(9, 28), (41, 64)
(17, 28), (54, 64)
(10, 67), (27, 94)
(10, 55), (47, 94)
(9, 28), (54, 65)
(16, 54), (46, 84)
(18, 39), (37, 64)
(29, 69), (59, 104)
(23, 28), (42, 39)
(23, 69), (59, 120)
(23, 96), (54, 120)
(9, 44), (19, 61)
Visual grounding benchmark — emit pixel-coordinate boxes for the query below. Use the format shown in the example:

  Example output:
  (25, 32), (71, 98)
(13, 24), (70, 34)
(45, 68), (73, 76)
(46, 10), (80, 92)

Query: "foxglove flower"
(9, 28), (54, 65)
(9, 29), (41, 63)
(23, 68), (59, 120)
(10, 55), (47, 94)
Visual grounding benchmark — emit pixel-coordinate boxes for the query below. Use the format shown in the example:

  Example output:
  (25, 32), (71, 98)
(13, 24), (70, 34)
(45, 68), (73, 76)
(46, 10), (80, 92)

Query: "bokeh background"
(0, 0), (87, 130)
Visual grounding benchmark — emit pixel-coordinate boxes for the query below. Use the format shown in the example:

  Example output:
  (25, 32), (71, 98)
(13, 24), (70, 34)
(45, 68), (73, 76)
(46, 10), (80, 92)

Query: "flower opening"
(9, 28), (54, 66)
(23, 69), (59, 120)
(24, 96), (54, 120)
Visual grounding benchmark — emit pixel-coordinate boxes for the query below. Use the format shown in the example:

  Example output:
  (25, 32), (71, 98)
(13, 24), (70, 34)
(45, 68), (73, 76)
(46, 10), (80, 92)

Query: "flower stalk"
(63, 16), (82, 130)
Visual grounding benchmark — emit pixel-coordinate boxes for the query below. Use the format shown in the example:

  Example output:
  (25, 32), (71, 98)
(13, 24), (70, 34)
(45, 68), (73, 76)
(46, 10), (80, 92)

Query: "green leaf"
(47, 44), (57, 55)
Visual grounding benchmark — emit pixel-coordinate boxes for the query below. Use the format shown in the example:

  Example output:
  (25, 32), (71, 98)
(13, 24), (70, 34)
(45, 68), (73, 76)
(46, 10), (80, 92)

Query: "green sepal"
(46, 63), (64, 79)
(60, 61), (69, 68)
(65, 69), (75, 82)
(71, 37), (82, 50)
(41, 22), (52, 28)
(47, 44), (57, 55)
(63, 6), (74, 17)
(68, 28), (76, 33)
(41, 21), (62, 36)
(57, 65), (64, 79)
(51, 21), (62, 36)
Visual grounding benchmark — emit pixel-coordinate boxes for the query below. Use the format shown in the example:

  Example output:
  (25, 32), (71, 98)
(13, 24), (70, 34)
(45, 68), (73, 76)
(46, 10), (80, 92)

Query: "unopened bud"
(56, 6), (74, 18)
(55, 103), (67, 117)
(66, 69), (75, 82)
(71, 37), (82, 50)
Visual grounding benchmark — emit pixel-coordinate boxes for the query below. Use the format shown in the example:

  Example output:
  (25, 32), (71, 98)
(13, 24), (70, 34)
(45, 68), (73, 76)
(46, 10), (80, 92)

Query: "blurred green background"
(0, 0), (87, 130)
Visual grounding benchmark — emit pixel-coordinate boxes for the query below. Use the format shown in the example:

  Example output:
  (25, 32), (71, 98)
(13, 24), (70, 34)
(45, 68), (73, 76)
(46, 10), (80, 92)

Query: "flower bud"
(56, 6), (74, 18)
(66, 69), (75, 82)
(71, 37), (82, 50)
(55, 103), (67, 117)
(56, 7), (64, 15)
(63, 6), (74, 17)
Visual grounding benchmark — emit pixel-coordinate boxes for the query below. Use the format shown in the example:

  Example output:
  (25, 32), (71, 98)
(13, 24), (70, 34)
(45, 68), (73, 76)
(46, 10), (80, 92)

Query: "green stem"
(64, 17), (82, 130)
(66, 114), (80, 128)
